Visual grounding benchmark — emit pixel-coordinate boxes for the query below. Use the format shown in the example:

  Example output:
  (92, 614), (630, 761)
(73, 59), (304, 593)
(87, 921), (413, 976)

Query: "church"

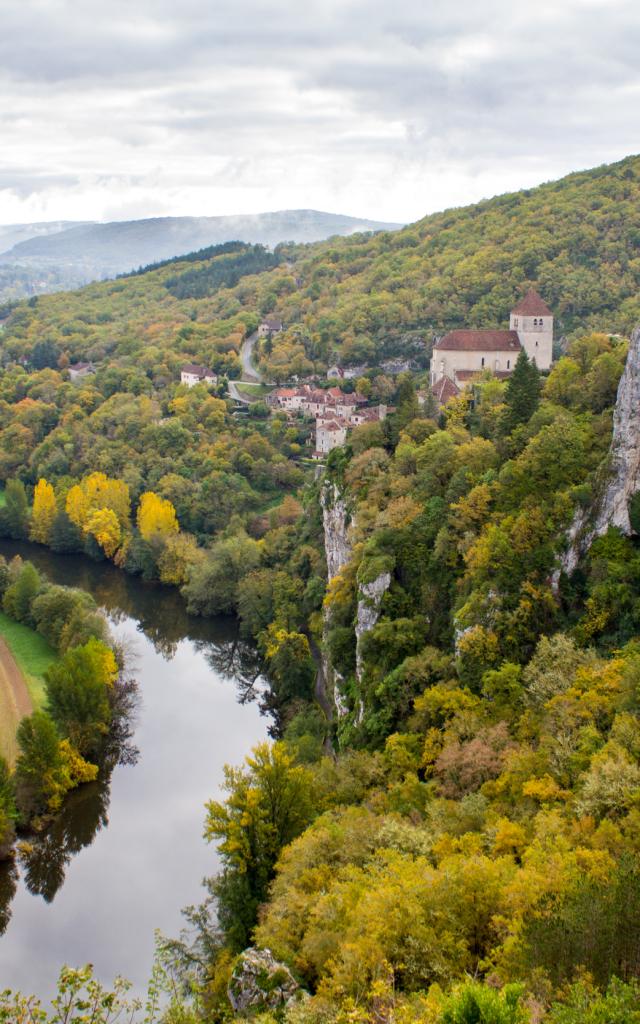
(430, 289), (553, 388)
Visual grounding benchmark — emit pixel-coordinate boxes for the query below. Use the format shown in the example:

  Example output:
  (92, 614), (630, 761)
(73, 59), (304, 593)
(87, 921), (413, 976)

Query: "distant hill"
(0, 210), (401, 300)
(0, 220), (89, 254)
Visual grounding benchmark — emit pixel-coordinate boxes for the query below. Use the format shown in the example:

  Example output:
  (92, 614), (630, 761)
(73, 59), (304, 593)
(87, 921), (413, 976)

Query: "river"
(0, 539), (269, 999)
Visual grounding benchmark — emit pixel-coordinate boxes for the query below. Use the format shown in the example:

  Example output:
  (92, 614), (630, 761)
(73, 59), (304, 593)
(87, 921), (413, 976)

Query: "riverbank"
(0, 635), (31, 765)
(0, 612), (58, 763)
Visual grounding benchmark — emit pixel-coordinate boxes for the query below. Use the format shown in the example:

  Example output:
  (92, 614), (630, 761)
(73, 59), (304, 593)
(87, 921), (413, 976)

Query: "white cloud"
(0, 0), (638, 224)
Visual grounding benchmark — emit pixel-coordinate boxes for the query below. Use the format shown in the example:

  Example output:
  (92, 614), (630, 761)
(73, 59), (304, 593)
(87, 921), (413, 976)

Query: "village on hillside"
(176, 290), (554, 460)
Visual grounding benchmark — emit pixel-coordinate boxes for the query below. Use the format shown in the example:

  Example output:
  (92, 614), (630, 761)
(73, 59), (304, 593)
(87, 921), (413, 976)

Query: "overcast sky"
(0, 0), (639, 226)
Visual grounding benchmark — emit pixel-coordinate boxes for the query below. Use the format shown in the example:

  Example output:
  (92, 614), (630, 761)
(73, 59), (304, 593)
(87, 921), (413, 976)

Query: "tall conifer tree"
(502, 350), (540, 433)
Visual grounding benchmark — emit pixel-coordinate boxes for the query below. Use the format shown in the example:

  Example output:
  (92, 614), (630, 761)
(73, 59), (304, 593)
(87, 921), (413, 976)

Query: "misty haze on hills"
(0, 210), (400, 301)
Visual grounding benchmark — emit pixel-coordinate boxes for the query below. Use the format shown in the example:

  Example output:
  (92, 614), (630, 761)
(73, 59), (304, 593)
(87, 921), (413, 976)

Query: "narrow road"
(0, 637), (32, 764)
(240, 331), (262, 383)
(228, 331), (274, 403)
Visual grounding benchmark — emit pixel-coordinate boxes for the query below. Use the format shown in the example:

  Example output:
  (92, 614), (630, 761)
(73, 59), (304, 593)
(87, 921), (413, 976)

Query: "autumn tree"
(65, 473), (131, 556)
(137, 491), (179, 542)
(29, 477), (57, 545)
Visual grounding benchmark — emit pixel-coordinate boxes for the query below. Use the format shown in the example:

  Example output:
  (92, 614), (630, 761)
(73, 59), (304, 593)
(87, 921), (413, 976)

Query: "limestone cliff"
(321, 481), (354, 717)
(321, 481), (353, 581)
(355, 571), (391, 684)
(558, 326), (640, 578)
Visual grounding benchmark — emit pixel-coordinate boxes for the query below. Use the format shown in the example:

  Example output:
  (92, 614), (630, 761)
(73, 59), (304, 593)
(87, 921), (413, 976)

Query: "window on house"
(514, 317), (519, 328)
(481, 357), (485, 367)
(507, 360), (510, 369)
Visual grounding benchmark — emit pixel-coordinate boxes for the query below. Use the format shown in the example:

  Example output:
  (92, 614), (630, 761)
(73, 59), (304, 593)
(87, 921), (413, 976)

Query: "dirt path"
(0, 636), (33, 764)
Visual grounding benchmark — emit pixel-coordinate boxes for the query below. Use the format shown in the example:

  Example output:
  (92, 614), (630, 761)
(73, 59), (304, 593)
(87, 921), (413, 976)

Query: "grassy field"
(0, 612), (58, 708)
(235, 382), (274, 398)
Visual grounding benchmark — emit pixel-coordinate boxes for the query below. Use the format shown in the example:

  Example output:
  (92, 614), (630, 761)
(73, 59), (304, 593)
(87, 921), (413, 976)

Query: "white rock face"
(355, 572), (392, 682)
(321, 481), (353, 581)
(557, 326), (640, 578)
(321, 481), (354, 717)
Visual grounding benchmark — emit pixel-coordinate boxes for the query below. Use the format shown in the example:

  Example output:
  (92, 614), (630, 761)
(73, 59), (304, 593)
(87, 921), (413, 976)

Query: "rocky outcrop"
(557, 326), (640, 579)
(321, 481), (354, 718)
(355, 571), (391, 683)
(322, 481), (353, 581)
(228, 948), (302, 1015)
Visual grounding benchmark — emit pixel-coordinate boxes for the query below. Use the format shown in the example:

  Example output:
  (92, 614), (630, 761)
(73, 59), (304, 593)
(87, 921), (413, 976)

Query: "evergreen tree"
(395, 373), (420, 430)
(501, 350), (540, 433)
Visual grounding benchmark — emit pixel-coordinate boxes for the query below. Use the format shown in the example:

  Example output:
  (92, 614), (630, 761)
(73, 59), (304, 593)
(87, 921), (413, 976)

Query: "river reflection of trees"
(0, 673), (139, 933)
(0, 540), (267, 707)
(0, 540), (267, 933)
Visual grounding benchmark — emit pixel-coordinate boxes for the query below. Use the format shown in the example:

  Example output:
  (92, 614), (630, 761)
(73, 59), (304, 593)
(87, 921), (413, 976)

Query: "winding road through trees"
(228, 332), (272, 403)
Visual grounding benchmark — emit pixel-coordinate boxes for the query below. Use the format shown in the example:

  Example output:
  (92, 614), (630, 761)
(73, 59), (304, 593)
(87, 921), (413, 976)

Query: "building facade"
(431, 289), (553, 387)
(181, 364), (218, 388)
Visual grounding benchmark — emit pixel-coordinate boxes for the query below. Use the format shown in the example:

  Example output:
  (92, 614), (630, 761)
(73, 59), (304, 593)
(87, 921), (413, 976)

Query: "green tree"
(2, 561), (41, 625)
(1, 479), (29, 539)
(14, 712), (64, 818)
(0, 756), (16, 859)
(205, 742), (315, 951)
(501, 350), (540, 434)
(439, 981), (529, 1024)
(44, 639), (116, 757)
(49, 510), (84, 553)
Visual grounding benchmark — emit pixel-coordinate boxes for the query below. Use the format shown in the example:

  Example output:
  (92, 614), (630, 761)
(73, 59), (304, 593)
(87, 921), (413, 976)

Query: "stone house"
(258, 317), (283, 337)
(314, 419), (348, 456)
(181, 364), (218, 388)
(68, 361), (95, 382)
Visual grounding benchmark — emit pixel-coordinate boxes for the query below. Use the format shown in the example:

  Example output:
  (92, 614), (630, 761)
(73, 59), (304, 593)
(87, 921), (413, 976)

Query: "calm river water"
(0, 540), (269, 998)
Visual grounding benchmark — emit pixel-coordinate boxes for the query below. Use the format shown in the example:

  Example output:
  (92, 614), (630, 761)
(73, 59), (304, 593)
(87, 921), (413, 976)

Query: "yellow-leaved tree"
(66, 472), (131, 533)
(29, 477), (57, 545)
(137, 491), (179, 542)
(65, 472), (131, 557)
(86, 507), (121, 558)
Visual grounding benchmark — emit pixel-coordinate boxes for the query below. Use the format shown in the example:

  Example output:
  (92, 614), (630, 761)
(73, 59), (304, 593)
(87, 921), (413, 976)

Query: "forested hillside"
(1, 156), (640, 1023)
(2, 154), (639, 382)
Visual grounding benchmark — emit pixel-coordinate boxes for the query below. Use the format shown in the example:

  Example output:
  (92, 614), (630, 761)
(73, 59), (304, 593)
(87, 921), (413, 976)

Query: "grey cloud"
(0, 0), (638, 223)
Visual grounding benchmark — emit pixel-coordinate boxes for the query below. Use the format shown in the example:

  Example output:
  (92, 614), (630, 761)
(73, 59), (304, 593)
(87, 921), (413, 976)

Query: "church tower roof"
(511, 289), (553, 317)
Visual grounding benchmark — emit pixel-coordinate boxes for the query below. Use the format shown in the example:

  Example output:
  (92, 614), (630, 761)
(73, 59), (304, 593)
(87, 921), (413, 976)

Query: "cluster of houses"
(267, 384), (388, 458)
